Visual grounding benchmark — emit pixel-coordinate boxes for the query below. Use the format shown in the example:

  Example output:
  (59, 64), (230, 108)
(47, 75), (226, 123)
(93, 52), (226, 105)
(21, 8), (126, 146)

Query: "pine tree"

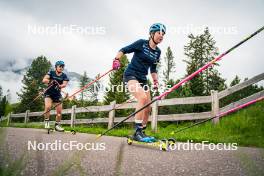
(89, 74), (101, 103)
(184, 27), (226, 96)
(16, 56), (52, 112)
(6, 89), (11, 103)
(79, 72), (101, 105)
(184, 27), (226, 112)
(162, 46), (175, 84)
(0, 96), (7, 117)
(0, 86), (2, 99)
(221, 75), (263, 107)
(230, 75), (240, 86)
(0, 85), (4, 117)
(79, 71), (91, 105)
(0, 86), (12, 117)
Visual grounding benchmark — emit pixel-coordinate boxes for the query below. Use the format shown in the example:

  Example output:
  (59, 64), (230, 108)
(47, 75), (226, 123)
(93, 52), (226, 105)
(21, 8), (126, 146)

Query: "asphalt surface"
(0, 127), (264, 176)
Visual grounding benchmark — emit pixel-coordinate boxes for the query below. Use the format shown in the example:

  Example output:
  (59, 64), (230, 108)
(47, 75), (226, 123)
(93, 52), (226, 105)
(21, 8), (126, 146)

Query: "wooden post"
(211, 90), (219, 124)
(151, 99), (159, 132)
(24, 110), (30, 124)
(7, 112), (12, 126)
(108, 101), (116, 129)
(71, 105), (76, 128)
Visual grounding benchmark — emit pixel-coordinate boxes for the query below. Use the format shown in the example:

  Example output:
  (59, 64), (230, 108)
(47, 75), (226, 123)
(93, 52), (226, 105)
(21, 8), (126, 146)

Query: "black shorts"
(44, 94), (62, 103)
(123, 75), (149, 91)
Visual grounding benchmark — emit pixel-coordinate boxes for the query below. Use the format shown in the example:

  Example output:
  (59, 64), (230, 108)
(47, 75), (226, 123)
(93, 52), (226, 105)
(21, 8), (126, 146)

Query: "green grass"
(1, 101), (263, 148)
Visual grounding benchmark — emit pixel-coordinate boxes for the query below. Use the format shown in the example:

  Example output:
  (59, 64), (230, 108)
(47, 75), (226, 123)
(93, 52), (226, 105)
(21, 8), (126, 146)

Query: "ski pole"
(38, 68), (113, 117)
(71, 96), (136, 114)
(26, 80), (56, 109)
(97, 26), (264, 138)
(170, 96), (264, 134)
(110, 97), (136, 111)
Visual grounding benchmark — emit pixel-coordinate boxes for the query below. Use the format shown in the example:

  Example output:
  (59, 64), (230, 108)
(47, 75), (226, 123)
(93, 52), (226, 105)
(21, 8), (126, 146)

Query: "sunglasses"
(58, 65), (65, 68)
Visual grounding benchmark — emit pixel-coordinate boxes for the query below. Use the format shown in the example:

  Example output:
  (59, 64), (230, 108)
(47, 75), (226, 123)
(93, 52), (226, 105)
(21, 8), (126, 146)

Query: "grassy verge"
(1, 101), (263, 148)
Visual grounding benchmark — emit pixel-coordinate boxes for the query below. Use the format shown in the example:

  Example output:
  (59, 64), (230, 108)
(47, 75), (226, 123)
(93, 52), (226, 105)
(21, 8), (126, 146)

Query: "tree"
(184, 27), (226, 96)
(0, 86), (12, 117)
(162, 46), (176, 84)
(0, 86), (2, 98)
(79, 71), (91, 105)
(0, 85), (5, 117)
(206, 69), (227, 92)
(6, 89), (11, 103)
(0, 96), (7, 117)
(104, 55), (131, 117)
(16, 56), (52, 113)
(183, 27), (226, 112)
(230, 75), (240, 86)
(89, 73), (101, 103)
(78, 72), (102, 105)
(221, 75), (263, 107)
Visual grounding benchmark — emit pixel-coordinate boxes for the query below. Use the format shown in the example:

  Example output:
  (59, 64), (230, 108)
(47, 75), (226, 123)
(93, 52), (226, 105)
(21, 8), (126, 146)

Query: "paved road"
(0, 127), (263, 176)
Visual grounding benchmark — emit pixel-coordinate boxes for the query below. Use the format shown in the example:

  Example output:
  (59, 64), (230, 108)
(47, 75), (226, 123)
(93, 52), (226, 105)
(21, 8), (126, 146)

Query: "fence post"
(108, 101), (116, 129)
(211, 90), (219, 124)
(71, 105), (76, 128)
(151, 99), (159, 132)
(7, 112), (12, 126)
(24, 110), (30, 124)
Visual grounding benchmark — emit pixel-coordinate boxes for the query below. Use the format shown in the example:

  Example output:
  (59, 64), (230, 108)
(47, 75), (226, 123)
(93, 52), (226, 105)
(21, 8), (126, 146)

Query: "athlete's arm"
(151, 72), (159, 89)
(115, 51), (124, 60)
(117, 39), (143, 60)
(42, 75), (51, 85)
(151, 72), (158, 83)
(59, 81), (68, 89)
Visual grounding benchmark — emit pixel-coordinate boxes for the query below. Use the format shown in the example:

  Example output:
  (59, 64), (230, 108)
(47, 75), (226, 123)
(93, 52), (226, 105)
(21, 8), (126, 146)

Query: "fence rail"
(4, 72), (264, 132)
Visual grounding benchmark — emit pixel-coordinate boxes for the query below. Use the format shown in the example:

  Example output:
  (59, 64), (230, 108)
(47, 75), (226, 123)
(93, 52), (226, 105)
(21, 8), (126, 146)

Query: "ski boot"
(142, 127), (156, 142)
(55, 123), (65, 132)
(44, 119), (50, 129)
(133, 130), (153, 143)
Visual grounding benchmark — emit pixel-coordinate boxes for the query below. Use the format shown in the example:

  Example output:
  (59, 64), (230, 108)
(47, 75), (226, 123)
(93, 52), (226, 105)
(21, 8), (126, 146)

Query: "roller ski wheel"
(47, 128), (76, 135)
(126, 136), (168, 151)
(168, 138), (176, 146)
(47, 128), (52, 134)
(160, 139), (168, 151)
(70, 129), (76, 135)
(127, 137), (133, 145)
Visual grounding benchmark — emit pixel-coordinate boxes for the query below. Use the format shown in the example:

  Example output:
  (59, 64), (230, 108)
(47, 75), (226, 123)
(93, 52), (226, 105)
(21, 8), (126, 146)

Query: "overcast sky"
(0, 0), (263, 103)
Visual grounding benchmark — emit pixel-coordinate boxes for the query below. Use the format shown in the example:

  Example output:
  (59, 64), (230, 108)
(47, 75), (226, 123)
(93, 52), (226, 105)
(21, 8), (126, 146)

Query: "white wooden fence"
(3, 72), (264, 132)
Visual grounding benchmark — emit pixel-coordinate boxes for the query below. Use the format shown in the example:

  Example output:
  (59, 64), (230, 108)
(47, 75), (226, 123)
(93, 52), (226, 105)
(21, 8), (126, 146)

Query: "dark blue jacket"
(120, 39), (161, 81)
(45, 70), (69, 97)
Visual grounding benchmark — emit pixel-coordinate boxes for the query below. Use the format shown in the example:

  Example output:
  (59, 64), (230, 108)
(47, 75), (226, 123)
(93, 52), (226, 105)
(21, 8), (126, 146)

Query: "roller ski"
(45, 120), (76, 135)
(126, 129), (176, 151)
(127, 135), (176, 151)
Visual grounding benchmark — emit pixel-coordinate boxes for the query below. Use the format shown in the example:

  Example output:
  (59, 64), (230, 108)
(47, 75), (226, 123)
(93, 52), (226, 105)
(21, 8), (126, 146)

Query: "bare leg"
(54, 102), (64, 132)
(127, 80), (149, 121)
(55, 102), (62, 122)
(142, 90), (151, 126)
(44, 97), (52, 120)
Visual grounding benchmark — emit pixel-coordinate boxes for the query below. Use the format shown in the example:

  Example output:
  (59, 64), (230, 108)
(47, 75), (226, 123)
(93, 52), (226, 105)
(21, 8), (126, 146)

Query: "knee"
(45, 106), (51, 111)
(138, 94), (148, 104)
(147, 106), (151, 112)
(56, 113), (62, 118)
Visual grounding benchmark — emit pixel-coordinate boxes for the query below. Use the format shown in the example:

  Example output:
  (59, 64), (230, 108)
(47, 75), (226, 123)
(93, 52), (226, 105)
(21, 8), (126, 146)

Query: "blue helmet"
(55, 60), (65, 67)
(149, 23), (166, 34)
